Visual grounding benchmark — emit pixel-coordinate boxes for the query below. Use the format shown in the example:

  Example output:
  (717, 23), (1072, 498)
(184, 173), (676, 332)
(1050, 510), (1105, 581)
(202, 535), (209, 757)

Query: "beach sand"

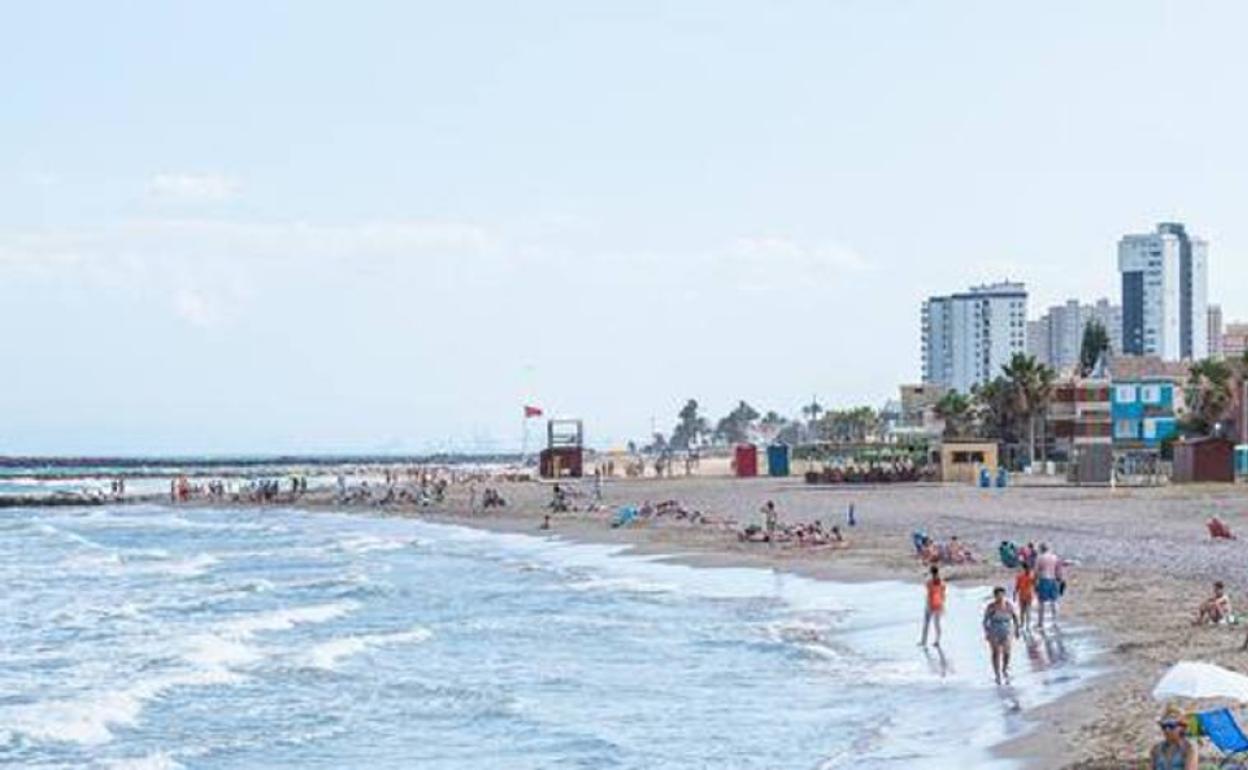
(188, 474), (1248, 768)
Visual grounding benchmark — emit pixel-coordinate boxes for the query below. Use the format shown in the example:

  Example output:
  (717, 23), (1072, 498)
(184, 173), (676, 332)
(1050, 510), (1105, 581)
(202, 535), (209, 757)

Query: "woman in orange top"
(1014, 563), (1035, 631)
(920, 565), (947, 647)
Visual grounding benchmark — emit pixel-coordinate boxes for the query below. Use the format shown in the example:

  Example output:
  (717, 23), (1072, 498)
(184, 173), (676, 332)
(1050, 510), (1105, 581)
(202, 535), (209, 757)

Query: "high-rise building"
(921, 281), (1028, 394)
(1118, 222), (1209, 361)
(1027, 298), (1122, 374)
(1208, 304), (1224, 359)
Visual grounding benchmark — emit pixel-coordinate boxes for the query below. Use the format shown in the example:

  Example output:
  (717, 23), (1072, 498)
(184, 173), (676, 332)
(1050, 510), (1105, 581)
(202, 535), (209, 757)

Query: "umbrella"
(1153, 661), (1248, 703)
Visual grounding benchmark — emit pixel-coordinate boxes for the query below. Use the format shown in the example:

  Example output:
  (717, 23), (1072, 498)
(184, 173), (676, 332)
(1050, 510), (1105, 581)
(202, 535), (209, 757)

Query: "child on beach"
(1014, 563), (1035, 630)
(920, 565), (946, 647)
(982, 587), (1021, 685)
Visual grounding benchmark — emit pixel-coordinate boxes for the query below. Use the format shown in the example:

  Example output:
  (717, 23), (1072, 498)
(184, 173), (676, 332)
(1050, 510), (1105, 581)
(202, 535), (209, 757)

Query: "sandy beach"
(258, 473), (1248, 769)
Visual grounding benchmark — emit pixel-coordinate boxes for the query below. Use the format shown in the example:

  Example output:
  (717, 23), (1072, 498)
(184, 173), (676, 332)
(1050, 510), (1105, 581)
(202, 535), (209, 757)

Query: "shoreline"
(114, 475), (1248, 767)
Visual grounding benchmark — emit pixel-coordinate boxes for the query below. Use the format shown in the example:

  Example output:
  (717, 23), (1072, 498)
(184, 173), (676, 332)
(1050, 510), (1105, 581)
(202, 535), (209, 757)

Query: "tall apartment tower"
(921, 281), (1028, 394)
(1208, 304), (1224, 359)
(1118, 222), (1208, 361)
(1028, 298), (1122, 374)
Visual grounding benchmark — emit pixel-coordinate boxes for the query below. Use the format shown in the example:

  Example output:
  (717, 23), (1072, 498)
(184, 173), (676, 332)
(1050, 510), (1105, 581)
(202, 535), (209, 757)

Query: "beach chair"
(1196, 708), (1248, 768)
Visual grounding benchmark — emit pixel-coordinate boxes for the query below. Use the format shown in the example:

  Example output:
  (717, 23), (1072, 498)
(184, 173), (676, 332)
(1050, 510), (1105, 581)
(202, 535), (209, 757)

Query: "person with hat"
(1149, 705), (1198, 770)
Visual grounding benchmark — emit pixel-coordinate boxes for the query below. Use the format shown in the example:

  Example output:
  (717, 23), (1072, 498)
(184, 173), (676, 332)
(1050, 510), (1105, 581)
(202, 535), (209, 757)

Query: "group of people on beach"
(734, 500), (852, 549)
(919, 539), (1068, 685)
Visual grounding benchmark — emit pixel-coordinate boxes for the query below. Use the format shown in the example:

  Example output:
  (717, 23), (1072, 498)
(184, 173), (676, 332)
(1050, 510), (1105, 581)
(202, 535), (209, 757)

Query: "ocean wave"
(299, 627), (433, 670)
(333, 535), (420, 555)
(217, 601), (359, 639)
(98, 751), (185, 770)
(0, 668), (244, 747)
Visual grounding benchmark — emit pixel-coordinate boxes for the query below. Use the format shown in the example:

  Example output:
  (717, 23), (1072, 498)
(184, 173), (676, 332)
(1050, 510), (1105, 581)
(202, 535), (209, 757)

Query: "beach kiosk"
(1236, 445), (1248, 482)
(937, 440), (999, 484)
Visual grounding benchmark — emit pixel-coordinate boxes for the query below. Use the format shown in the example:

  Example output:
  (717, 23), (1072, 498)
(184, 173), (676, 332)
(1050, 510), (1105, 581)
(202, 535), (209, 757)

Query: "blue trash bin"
(979, 467), (991, 488)
(996, 467), (1008, 488)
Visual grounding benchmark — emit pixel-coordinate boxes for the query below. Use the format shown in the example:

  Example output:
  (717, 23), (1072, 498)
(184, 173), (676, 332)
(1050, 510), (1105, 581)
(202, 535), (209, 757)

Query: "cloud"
(730, 236), (871, 273)
(0, 218), (498, 327)
(148, 173), (240, 202)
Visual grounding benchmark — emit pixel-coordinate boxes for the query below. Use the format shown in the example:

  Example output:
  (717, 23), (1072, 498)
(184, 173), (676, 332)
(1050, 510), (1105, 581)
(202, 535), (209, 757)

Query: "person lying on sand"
(1195, 581), (1233, 625)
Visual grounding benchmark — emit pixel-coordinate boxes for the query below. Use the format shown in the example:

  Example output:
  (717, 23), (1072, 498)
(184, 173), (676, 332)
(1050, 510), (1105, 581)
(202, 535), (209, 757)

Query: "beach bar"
(937, 441), (999, 484)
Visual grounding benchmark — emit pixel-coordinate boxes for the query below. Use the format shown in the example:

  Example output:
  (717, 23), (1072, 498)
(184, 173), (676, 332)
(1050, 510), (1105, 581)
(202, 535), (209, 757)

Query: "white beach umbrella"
(1153, 661), (1248, 703)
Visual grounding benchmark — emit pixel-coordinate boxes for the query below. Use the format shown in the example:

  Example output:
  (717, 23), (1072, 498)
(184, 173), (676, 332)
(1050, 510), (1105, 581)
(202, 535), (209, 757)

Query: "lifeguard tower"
(540, 419), (584, 478)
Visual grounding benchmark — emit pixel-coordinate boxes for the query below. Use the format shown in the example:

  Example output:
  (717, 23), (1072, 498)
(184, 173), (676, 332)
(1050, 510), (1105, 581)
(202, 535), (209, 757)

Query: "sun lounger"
(1196, 708), (1248, 768)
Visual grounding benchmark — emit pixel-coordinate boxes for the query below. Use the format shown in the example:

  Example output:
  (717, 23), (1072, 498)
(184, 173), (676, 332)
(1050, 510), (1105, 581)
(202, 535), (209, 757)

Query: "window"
(1115, 385), (1137, 404)
(1115, 420), (1138, 439)
(1140, 384), (1162, 404)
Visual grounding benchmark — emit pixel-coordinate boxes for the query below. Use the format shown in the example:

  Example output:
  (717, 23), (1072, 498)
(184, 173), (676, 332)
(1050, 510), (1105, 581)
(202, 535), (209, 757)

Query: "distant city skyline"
(3, 2), (1248, 453)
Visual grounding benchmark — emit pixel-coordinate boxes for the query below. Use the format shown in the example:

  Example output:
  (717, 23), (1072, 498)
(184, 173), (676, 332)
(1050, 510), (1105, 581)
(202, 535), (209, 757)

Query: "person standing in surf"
(1035, 543), (1063, 629)
(983, 586), (1021, 685)
(919, 565), (946, 647)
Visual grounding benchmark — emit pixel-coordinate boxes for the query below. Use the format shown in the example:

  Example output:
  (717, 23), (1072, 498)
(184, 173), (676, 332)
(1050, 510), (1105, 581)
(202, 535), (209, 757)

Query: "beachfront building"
(1209, 304), (1224, 359)
(1047, 378), (1113, 482)
(1118, 222), (1209, 362)
(1027, 298), (1122, 375)
(1224, 323), (1248, 361)
(921, 282), (1028, 394)
(1110, 379), (1180, 448)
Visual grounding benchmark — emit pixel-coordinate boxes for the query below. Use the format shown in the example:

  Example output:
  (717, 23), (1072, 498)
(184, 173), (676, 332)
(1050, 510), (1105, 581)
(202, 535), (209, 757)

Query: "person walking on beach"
(1150, 705), (1198, 770)
(1035, 543), (1062, 629)
(1014, 562), (1036, 630)
(920, 565), (946, 647)
(983, 586), (1021, 685)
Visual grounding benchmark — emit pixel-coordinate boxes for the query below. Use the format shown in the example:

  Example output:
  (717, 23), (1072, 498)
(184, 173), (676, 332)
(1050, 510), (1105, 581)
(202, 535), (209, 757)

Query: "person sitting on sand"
(1150, 705), (1198, 770)
(1207, 516), (1236, 540)
(948, 536), (974, 564)
(999, 541), (1019, 569)
(1195, 581), (1233, 625)
(920, 537), (940, 565)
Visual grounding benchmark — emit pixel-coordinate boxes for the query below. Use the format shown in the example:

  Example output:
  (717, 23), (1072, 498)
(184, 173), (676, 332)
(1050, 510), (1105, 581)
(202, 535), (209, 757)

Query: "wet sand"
(182, 474), (1248, 768)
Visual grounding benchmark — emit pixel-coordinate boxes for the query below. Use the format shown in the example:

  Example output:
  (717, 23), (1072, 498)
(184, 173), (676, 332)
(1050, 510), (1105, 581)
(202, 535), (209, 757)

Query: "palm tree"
(1000, 353), (1056, 467)
(1187, 358), (1234, 435)
(934, 391), (974, 439)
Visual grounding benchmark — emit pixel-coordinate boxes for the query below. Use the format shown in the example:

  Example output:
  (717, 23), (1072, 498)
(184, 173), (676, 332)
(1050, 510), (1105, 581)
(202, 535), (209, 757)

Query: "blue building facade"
(1111, 379), (1180, 448)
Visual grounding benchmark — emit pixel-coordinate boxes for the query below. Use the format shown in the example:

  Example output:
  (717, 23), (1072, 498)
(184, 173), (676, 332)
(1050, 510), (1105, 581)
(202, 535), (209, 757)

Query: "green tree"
(714, 401), (761, 444)
(935, 391), (975, 439)
(670, 399), (710, 450)
(1000, 353), (1056, 466)
(1079, 320), (1111, 377)
(1187, 358), (1235, 435)
(817, 406), (879, 442)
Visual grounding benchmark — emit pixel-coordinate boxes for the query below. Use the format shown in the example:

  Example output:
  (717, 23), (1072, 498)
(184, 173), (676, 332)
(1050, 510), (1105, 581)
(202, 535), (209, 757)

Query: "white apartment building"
(1027, 298), (1122, 374)
(922, 282), (1028, 394)
(1118, 222), (1209, 361)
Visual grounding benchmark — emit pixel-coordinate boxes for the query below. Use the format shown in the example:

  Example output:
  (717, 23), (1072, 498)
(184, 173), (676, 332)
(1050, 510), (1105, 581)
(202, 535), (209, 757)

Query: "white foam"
(101, 752), (185, 770)
(0, 668), (244, 747)
(218, 601), (359, 639)
(300, 627), (433, 670)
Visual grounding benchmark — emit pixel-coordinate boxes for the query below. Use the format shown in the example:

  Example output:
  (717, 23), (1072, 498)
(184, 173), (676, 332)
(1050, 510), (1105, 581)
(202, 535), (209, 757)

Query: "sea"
(0, 504), (1099, 769)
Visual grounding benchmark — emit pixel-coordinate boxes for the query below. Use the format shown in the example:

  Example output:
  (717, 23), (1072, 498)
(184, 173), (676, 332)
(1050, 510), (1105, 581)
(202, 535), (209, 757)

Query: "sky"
(3, 1), (1247, 455)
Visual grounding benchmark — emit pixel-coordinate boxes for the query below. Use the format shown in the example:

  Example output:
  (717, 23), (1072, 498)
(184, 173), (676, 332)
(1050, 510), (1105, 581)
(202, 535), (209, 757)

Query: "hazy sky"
(3, 1), (1247, 454)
